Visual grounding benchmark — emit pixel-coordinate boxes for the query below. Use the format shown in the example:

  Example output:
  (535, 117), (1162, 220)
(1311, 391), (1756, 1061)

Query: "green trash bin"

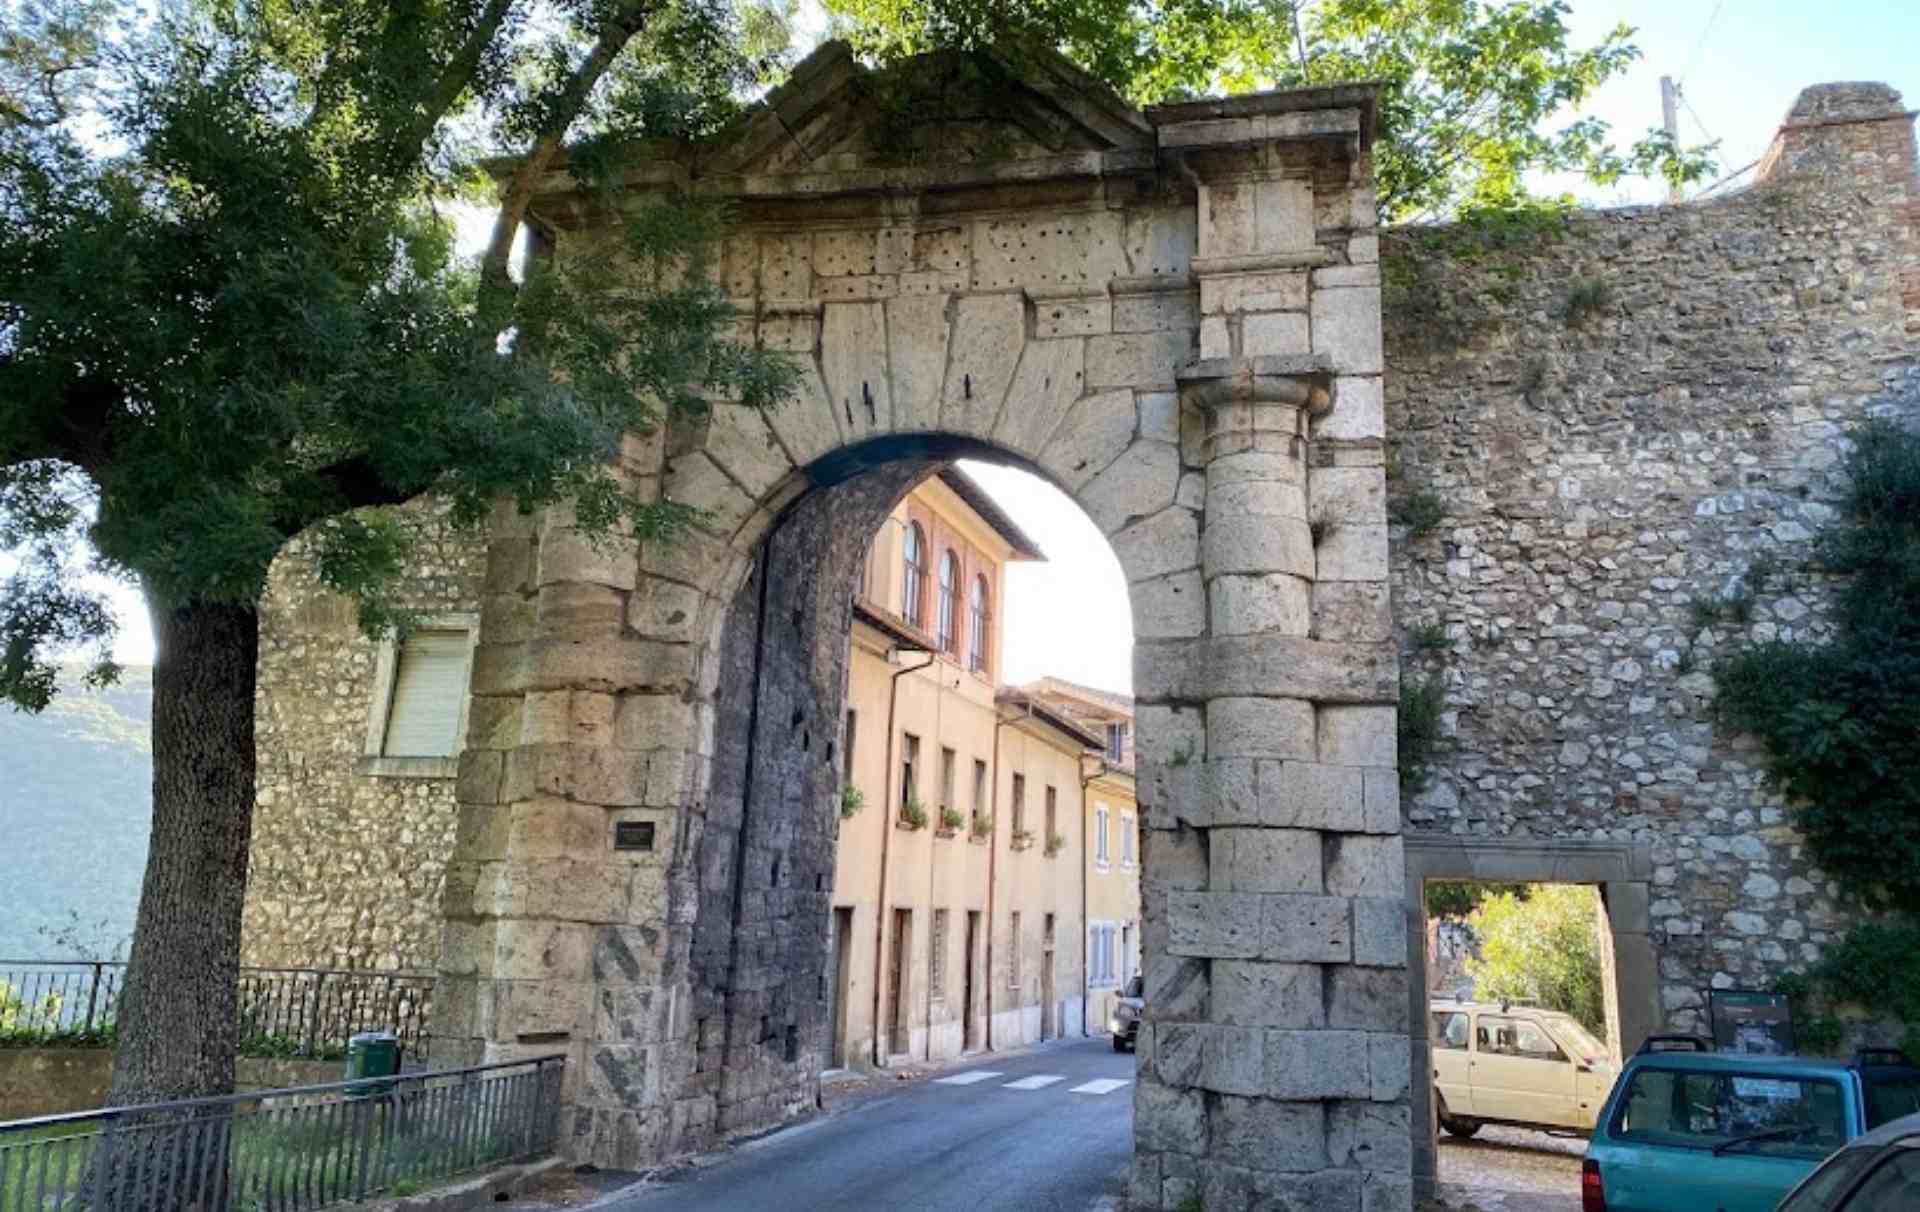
(344, 1030), (400, 1099)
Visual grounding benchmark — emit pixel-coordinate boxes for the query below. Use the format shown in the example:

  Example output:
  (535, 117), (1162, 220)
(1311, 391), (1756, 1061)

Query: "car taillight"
(1581, 1159), (1605, 1212)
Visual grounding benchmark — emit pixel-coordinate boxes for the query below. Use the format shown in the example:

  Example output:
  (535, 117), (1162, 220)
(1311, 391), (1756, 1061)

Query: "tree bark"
(108, 598), (259, 1108)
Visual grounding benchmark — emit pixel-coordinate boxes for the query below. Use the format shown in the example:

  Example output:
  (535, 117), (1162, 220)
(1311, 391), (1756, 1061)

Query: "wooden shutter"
(382, 630), (469, 756)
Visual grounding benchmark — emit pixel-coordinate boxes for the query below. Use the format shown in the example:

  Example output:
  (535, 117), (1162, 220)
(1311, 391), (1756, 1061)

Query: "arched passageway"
(434, 41), (1410, 1211)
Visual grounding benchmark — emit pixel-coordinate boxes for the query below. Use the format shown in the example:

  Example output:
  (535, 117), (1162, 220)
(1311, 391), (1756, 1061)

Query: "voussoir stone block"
(1207, 696), (1316, 760)
(1039, 388), (1137, 491)
(941, 291), (1025, 437)
(1132, 570), (1207, 639)
(1112, 507), (1203, 585)
(1081, 440), (1181, 534)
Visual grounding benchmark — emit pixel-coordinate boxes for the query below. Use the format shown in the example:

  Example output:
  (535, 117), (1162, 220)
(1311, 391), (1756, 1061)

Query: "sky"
(86, 1), (1918, 699)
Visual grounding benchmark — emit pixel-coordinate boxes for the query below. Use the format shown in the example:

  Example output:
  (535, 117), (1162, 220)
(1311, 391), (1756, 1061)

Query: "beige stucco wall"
(830, 475), (1136, 1067)
(1086, 767), (1141, 1033)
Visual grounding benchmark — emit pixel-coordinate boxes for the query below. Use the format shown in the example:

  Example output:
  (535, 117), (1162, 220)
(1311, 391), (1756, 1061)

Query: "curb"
(358, 1156), (568, 1212)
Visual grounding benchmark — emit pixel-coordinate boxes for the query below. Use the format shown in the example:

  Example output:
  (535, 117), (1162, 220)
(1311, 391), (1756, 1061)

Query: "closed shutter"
(382, 630), (470, 756)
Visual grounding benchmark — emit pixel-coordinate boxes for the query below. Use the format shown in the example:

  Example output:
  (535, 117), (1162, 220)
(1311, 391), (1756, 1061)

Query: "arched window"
(968, 574), (990, 675)
(902, 522), (927, 628)
(936, 551), (960, 653)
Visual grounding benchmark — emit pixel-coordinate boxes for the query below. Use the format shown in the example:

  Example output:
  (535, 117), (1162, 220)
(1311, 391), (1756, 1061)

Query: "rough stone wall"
(1384, 83), (1919, 1032)
(244, 507), (487, 972)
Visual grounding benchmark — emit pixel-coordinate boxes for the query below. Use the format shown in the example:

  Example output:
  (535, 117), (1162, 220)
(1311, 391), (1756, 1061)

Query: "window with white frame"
(1095, 805), (1110, 868)
(363, 616), (477, 775)
(1121, 813), (1136, 867)
(1088, 922), (1116, 987)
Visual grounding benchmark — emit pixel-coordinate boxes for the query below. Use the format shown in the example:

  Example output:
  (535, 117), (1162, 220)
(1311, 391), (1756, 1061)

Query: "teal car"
(1582, 1039), (1920, 1212)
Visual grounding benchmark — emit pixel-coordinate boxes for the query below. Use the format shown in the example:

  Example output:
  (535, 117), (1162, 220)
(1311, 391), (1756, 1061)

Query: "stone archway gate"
(437, 41), (1410, 1211)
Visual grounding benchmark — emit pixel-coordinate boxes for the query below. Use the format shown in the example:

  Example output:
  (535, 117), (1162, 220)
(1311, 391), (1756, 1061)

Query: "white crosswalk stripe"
(1001, 1074), (1066, 1090)
(933, 1071), (1004, 1086)
(1067, 1079), (1131, 1095)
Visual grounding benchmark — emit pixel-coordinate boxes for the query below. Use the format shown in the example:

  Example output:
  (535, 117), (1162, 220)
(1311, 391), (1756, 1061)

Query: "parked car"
(1109, 974), (1143, 1052)
(1580, 1040), (1920, 1212)
(1430, 996), (1619, 1136)
(1773, 1110), (1920, 1211)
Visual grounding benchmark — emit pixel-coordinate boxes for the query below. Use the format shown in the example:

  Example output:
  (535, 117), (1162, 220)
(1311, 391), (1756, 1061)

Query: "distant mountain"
(0, 667), (152, 960)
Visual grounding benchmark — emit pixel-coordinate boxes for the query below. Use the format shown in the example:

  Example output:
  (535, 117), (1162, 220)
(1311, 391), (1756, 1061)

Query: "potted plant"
(969, 813), (993, 843)
(1011, 828), (1035, 851)
(839, 785), (864, 820)
(899, 795), (929, 831)
(1044, 832), (1066, 857)
(938, 806), (965, 836)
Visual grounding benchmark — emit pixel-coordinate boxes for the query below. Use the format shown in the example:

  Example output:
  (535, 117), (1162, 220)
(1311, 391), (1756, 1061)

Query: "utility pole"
(1660, 75), (1683, 203)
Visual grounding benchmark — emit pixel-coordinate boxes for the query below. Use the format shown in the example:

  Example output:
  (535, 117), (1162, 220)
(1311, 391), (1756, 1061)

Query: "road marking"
(933, 1071), (1004, 1086)
(1002, 1074), (1066, 1090)
(1068, 1079), (1131, 1095)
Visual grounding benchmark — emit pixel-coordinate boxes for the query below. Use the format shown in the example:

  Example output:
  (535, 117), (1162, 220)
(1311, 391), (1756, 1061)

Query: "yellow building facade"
(827, 470), (1140, 1070)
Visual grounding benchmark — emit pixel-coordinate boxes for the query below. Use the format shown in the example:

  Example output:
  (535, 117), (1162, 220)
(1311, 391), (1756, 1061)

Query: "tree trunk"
(108, 598), (259, 1108)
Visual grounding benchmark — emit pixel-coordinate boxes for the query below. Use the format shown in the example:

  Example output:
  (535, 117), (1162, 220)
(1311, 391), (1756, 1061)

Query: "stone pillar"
(1131, 114), (1408, 1211)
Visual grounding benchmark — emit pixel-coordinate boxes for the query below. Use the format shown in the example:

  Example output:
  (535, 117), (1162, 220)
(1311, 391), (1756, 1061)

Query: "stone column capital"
(1177, 355), (1333, 410)
(1178, 356), (1332, 464)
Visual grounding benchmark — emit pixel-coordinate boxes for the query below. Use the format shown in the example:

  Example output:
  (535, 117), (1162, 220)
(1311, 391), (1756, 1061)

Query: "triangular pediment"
(705, 41), (1153, 179)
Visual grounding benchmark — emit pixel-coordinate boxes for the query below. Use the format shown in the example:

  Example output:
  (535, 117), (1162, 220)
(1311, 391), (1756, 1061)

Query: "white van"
(1429, 997), (1618, 1137)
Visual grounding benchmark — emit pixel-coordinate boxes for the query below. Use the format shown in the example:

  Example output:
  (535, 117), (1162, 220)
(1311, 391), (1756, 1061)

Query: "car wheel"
(1435, 1092), (1480, 1138)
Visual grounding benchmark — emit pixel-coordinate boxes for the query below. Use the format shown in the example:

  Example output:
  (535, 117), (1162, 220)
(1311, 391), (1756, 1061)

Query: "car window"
(1551, 1017), (1610, 1064)
(1839, 1147), (1920, 1211)
(1433, 1012), (1469, 1051)
(1611, 1067), (1847, 1158)
(1125, 975), (1143, 999)
(1863, 1075), (1920, 1128)
(1779, 1146), (1881, 1212)
(1478, 1016), (1566, 1061)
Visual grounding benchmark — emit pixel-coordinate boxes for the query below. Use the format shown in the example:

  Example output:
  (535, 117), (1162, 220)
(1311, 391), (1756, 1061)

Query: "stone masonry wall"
(1383, 83), (1918, 1033)
(244, 506), (488, 972)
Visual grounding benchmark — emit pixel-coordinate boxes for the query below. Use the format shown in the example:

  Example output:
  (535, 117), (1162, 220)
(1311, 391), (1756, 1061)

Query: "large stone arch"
(436, 42), (1409, 1210)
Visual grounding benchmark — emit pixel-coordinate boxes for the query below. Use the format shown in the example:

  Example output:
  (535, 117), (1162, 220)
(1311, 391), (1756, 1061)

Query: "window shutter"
(382, 630), (470, 757)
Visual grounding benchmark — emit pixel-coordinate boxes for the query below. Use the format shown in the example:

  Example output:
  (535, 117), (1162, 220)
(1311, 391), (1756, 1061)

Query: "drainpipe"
(873, 646), (934, 1068)
(1079, 753), (1109, 1037)
(984, 700), (1035, 1053)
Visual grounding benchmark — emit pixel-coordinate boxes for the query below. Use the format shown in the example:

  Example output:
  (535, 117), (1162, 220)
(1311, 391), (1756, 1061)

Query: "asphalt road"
(603, 1039), (1136, 1212)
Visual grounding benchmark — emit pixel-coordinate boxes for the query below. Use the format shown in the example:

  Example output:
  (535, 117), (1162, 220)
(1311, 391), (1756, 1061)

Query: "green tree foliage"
(0, 0), (795, 1104)
(1424, 879), (1527, 920)
(823, 0), (1714, 220)
(1715, 421), (1920, 912)
(1466, 883), (1606, 1035)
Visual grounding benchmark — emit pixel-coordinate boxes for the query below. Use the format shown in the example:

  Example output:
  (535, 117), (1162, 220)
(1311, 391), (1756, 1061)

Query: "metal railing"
(0, 963), (436, 1060)
(0, 1054), (563, 1211)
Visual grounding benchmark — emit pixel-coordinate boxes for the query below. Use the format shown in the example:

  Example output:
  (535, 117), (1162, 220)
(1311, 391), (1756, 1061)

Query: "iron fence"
(0, 1054), (563, 1212)
(0, 963), (436, 1060)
